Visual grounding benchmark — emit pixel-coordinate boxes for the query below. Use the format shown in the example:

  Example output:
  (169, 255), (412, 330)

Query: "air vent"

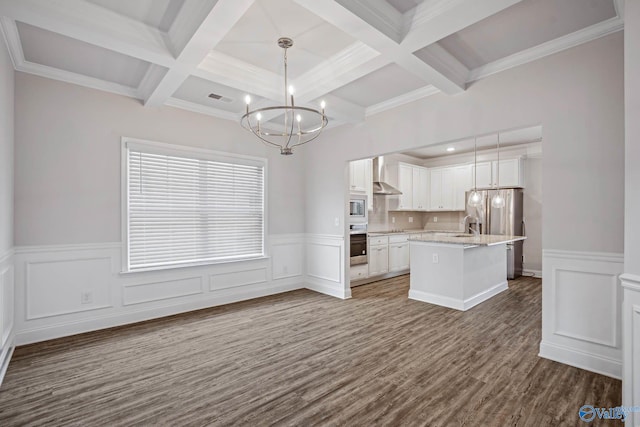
(207, 93), (233, 103)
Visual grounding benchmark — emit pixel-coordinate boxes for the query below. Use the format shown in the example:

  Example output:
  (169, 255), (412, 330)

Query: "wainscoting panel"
(621, 274), (640, 426)
(0, 248), (15, 387)
(209, 267), (268, 291)
(305, 235), (349, 299)
(26, 256), (113, 319)
(540, 249), (623, 379)
(271, 234), (304, 280)
(123, 277), (203, 306)
(13, 235), (305, 345)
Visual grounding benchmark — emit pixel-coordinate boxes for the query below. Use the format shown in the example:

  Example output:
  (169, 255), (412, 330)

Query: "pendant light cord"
(473, 136), (477, 191)
(496, 132), (500, 189)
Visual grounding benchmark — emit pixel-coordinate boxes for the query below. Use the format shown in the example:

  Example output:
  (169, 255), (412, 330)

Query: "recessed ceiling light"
(446, 147), (455, 152)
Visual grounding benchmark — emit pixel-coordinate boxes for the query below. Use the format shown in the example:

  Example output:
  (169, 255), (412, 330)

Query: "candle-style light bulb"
(296, 114), (301, 122)
(256, 113), (262, 121)
(244, 95), (251, 105)
(320, 100), (326, 109)
(288, 85), (295, 95)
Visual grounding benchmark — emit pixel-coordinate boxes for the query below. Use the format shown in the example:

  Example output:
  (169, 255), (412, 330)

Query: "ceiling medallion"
(241, 37), (328, 155)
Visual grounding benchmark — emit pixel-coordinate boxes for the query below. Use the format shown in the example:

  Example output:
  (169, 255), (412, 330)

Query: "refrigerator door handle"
(522, 219), (526, 237)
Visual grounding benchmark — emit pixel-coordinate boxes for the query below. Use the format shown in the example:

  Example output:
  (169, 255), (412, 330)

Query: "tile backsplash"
(368, 195), (464, 232)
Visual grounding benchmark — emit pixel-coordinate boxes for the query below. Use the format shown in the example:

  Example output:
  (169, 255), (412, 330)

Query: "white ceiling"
(403, 125), (543, 159)
(0, 0), (625, 127)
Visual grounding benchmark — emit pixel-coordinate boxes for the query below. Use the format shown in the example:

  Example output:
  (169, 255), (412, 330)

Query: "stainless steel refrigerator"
(464, 188), (524, 279)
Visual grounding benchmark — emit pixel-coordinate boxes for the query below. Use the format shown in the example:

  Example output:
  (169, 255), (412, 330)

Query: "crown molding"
(467, 16), (624, 83)
(405, 0), (467, 32)
(165, 97), (239, 121)
(414, 42), (469, 88)
(365, 85), (440, 117)
(0, 17), (22, 69)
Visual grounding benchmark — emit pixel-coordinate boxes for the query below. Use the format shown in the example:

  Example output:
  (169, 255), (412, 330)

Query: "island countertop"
(409, 234), (526, 247)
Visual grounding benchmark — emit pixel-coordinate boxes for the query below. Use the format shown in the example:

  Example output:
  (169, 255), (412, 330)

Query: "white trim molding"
(304, 234), (350, 300)
(409, 281), (507, 311)
(540, 249), (624, 379)
(0, 248), (15, 387)
(621, 273), (640, 425)
(13, 235), (305, 345)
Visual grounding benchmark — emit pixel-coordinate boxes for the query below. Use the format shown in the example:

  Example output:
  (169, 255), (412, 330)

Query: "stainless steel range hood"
(372, 156), (402, 195)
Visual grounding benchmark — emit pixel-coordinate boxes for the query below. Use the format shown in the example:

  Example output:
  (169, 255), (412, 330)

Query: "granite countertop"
(367, 229), (462, 236)
(409, 234), (526, 247)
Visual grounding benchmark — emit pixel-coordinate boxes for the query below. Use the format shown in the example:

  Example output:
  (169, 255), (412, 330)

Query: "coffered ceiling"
(0, 0), (624, 130)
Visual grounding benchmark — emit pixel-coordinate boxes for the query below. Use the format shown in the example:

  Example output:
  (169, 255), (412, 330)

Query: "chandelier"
(241, 37), (328, 155)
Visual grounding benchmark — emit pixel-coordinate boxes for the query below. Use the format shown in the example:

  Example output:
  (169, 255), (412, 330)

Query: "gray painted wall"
(305, 33), (624, 258)
(0, 34), (14, 255)
(14, 74), (305, 246)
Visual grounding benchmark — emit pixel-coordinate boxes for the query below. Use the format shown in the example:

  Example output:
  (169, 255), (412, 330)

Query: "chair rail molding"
(540, 249), (624, 379)
(621, 273), (640, 427)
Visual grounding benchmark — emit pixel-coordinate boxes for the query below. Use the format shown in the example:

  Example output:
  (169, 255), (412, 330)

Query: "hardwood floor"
(0, 275), (621, 426)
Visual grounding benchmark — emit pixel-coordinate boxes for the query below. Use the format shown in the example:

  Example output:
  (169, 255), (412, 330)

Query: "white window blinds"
(124, 140), (265, 272)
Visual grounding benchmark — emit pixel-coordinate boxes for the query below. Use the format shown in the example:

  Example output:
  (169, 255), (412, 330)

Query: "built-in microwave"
(349, 195), (368, 223)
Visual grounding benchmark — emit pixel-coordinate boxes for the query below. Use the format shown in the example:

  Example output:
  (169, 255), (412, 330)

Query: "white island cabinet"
(408, 234), (525, 311)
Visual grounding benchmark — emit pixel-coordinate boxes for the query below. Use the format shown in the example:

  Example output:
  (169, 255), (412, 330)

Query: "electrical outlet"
(408, 216), (413, 223)
(80, 291), (93, 304)
(433, 216), (438, 223)
(334, 217), (340, 226)
(432, 253), (439, 264)
(391, 216), (396, 224)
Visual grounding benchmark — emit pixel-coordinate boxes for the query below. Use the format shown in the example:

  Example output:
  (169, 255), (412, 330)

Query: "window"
(122, 138), (265, 272)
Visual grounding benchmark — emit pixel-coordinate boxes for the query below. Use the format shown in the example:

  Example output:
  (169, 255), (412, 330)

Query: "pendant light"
(468, 136), (481, 207)
(491, 132), (505, 208)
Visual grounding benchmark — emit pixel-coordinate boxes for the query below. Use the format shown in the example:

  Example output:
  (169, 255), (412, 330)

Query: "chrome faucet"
(462, 215), (480, 236)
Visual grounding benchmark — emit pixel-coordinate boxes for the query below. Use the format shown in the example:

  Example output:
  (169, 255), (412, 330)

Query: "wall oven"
(349, 224), (367, 266)
(349, 195), (368, 224)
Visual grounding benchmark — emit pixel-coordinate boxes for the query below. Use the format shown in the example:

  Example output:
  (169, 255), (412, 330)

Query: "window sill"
(120, 255), (270, 275)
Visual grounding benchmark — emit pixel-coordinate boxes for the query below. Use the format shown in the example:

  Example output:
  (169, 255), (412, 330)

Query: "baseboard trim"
(15, 280), (304, 346)
(305, 278), (351, 300)
(0, 334), (15, 387)
(409, 282), (508, 311)
(409, 289), (464, 310)
(539, 340), (621, 379)
(464, 282), (509, 310)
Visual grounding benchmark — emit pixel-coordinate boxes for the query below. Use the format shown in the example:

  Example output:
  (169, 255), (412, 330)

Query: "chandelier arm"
(289, 127), (325, 148)
(243, 115), (283, 149)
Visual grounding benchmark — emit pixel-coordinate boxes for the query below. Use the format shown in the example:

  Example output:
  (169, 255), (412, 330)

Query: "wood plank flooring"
(0, 275), (621, 426)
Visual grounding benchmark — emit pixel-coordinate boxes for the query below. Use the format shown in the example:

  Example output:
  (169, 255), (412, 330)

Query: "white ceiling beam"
(401, 0), (524, 52)
(194, 51), (283, 101)
(293, 0), (465, 95)
(143, 0), (255, 107)
(293, 42), (386, 104)
(0, 0), (175, 67)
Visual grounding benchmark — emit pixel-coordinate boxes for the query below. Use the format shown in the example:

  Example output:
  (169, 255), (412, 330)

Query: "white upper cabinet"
(472, 162), (493, 188)
(471, 158), (524, 189)
(412, 167), (429, 210)
(429, 167), (458, 211)
(349, 159), (373, 210)
(494, 158), (524, 188)
(453, 165), (472, 210)
(393, 162), (429, 211)
(397, 163), (414, 210)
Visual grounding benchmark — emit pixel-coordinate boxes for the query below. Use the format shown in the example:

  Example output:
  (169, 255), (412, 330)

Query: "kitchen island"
(408, 234), (526, 311)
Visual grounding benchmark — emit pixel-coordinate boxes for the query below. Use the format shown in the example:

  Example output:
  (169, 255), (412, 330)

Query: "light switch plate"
(409, 217), (413, 223)
(432, 253), (439, 263)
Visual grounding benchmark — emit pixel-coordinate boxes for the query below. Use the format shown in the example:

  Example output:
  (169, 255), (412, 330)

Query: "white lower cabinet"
(389, 242), (409, 272)
(368, 235), (389, 276)
(350, 263), (369, 280)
